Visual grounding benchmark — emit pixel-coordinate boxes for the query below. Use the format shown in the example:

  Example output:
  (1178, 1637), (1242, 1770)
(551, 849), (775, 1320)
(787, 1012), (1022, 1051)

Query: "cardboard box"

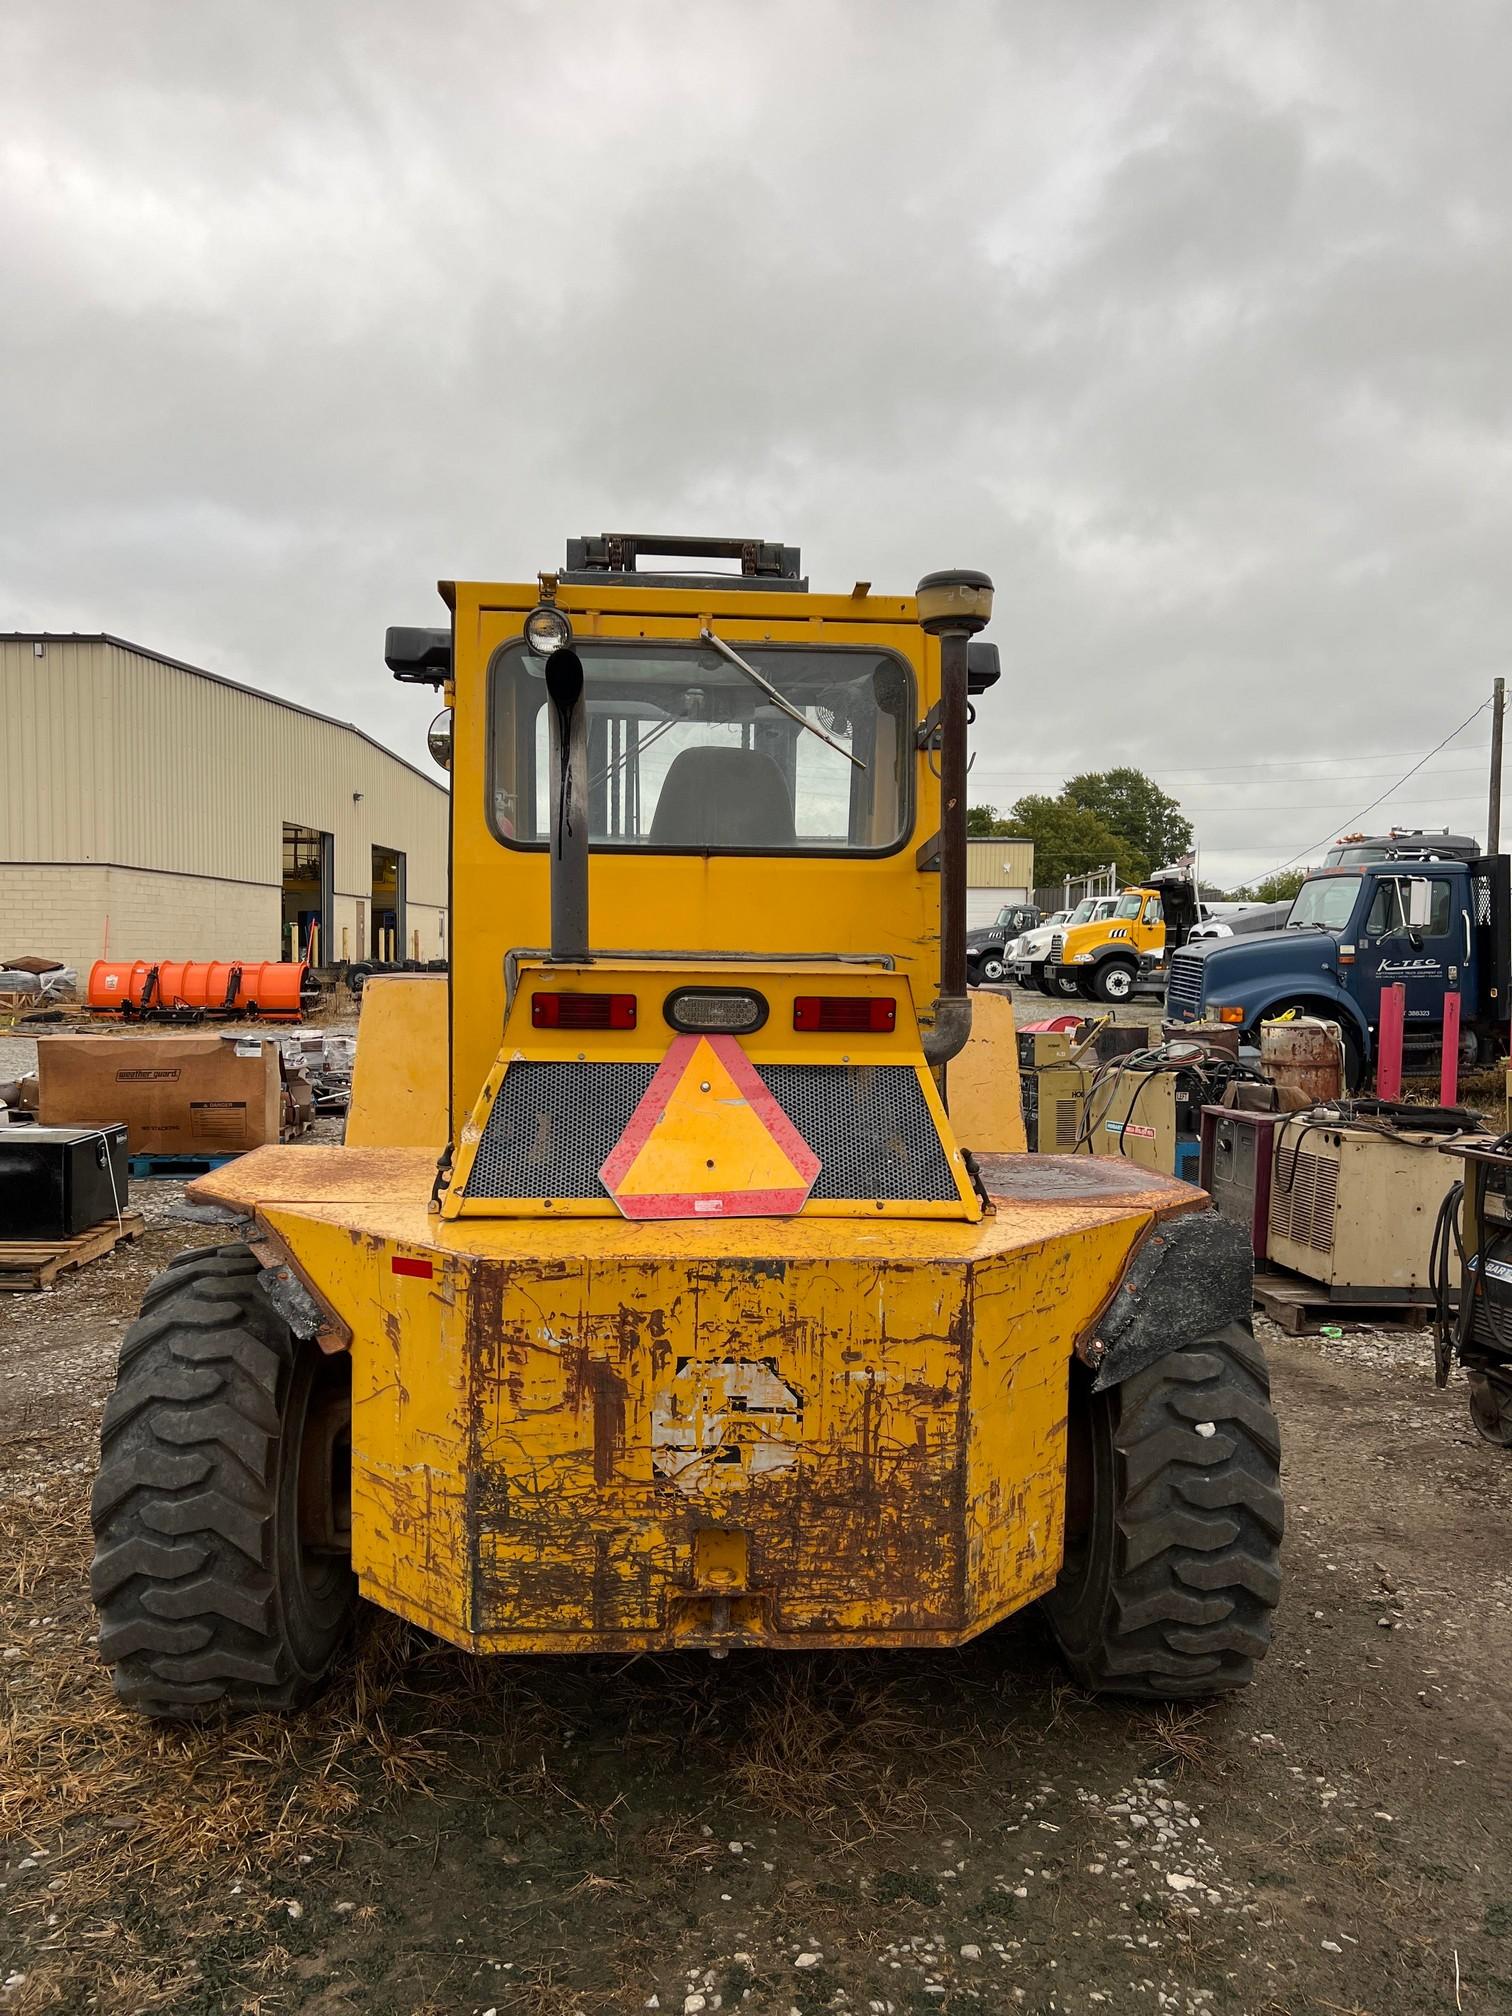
(36, 1035), (282, 1156)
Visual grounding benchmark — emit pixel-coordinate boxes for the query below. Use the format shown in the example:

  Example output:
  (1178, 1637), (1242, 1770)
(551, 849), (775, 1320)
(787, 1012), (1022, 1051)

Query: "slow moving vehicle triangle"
(599, 1033), (821, 1219)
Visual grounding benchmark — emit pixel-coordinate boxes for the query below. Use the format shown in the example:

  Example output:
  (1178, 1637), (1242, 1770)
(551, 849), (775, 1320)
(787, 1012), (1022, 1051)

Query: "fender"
(1080, 1211), (1253, 1391)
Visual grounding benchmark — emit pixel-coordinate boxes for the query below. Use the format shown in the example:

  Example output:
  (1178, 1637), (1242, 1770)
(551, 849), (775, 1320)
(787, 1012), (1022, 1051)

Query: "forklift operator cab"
(87, 533), (1282, 1723)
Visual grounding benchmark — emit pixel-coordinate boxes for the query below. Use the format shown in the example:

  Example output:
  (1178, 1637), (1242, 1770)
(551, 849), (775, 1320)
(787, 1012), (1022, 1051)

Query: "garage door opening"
(282, 825), (333, 962)
(371, 845), (406, 960)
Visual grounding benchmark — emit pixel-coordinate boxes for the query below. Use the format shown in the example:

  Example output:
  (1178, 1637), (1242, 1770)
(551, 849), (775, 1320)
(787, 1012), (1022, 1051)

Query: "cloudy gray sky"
(4, 0), (1509, 885)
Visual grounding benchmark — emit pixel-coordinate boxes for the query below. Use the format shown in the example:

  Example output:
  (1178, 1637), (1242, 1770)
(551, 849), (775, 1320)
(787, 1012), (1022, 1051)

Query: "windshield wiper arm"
(700, 628), (865, 771)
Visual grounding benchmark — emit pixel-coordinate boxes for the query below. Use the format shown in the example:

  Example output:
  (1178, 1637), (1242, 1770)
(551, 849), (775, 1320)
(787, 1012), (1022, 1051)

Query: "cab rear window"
(488, 639), (912, 856)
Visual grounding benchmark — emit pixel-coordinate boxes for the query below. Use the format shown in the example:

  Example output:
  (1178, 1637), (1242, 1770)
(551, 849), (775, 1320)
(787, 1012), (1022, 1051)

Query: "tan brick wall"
(0, 863), (278, 978)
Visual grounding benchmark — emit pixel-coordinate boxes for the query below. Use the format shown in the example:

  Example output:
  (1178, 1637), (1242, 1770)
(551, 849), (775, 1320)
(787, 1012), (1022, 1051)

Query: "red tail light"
(792, 996), (897, 1033)
(532, 991), (638, 1030)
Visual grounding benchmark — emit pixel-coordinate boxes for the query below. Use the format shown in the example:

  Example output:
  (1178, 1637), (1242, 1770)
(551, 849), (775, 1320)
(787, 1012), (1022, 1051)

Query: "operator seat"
(648, 747), (797, 849)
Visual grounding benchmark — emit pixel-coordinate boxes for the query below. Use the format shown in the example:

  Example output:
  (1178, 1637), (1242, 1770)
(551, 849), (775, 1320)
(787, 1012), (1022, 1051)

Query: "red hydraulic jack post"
(1440, 992), (1462, 1107)
(1377, 982), (1406, 1100)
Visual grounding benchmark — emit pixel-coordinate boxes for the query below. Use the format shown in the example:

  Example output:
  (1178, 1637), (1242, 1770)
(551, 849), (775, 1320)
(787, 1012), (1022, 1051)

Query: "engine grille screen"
(1269, 1147), (1338, 1253)
(461, 1060), (956, 1203)
(464, 1062), (657, 1200)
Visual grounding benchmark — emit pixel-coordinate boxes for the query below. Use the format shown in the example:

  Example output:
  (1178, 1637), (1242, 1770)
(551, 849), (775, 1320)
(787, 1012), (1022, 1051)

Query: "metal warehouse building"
(0, 634), (448, 977)
(966, 837), (1035, 925)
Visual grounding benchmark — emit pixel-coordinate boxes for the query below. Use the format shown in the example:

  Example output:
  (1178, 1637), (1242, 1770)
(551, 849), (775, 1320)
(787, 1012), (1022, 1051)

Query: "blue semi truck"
(1166, 846), (1510, 1087)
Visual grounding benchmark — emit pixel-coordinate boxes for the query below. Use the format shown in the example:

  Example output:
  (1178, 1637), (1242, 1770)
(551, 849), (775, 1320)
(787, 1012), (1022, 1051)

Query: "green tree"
(1064, 767), (1193, 873)
(1007, 793), (1149, 888)
(1242, 868), (1308, 904)
(966, 803), (1012, 835)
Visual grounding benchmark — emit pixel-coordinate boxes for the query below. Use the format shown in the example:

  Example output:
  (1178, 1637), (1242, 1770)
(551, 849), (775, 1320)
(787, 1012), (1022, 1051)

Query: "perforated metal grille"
(1165, 953), (1204, 1016)
(755, 1064), (956, 1202)
(1269, 1147), (1338, 1254)
(463, 1061), (657, 1199)
(461, 1060), (957, 1204)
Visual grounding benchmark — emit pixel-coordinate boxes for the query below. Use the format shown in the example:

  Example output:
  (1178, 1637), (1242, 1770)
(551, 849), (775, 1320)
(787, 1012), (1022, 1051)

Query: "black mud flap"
(1086, 1211), (1254, 1393)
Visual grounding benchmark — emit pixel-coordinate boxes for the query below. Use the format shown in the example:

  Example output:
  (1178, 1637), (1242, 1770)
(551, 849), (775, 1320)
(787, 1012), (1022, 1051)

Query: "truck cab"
(1047, 868), (1202, 1003)
(1166, 857), (1511, 1083)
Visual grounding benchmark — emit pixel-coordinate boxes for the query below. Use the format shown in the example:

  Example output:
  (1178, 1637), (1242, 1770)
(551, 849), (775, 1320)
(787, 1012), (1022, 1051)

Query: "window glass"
(1143, 897), (1163, 925)
(490, 640), (911, 854)
(1365, 877), (1451, 937)
(1114, 894), (1142, 920)
(1288, 877), (1361, 931)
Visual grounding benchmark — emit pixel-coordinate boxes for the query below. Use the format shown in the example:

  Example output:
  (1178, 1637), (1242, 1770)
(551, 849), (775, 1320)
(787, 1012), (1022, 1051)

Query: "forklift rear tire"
(91, 1244), (356, 1720)
(1043, 1321), (1283, 1697)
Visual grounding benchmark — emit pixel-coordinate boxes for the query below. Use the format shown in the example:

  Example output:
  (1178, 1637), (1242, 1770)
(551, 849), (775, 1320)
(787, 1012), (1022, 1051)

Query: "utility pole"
(1491, 676), (1506, 855)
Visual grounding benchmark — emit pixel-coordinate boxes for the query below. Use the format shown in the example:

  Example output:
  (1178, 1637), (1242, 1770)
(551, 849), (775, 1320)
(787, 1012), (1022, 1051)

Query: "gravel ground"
(2, 1001), (1510, 2015)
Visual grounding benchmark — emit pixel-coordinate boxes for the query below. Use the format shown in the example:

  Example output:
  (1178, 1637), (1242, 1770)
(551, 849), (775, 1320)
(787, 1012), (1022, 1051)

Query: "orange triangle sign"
(600, 1034), (820, 1220)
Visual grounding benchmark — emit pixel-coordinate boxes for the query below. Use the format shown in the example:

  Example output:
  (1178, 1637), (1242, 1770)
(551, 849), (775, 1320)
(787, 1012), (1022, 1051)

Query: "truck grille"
(1165, 952), (1204, 1018)
(462, 1060), (957, 1204)
(1048, 933), (1065, 964)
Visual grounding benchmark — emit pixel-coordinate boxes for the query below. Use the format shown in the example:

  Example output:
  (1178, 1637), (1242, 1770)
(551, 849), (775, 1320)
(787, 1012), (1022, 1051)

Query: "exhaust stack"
(915, 569), (995, 1066)
(544, 649), (590, 962)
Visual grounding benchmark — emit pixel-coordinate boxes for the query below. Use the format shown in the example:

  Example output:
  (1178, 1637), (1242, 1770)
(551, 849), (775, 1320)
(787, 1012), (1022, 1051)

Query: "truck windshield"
(1114, 893), (1143, 921)
(489, 639), (912, 854)
(1287, 878), (1360, 931)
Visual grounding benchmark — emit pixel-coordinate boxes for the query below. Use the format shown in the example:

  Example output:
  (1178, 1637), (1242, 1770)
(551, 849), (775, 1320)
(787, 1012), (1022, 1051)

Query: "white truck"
(1009, 898), (1116, 994)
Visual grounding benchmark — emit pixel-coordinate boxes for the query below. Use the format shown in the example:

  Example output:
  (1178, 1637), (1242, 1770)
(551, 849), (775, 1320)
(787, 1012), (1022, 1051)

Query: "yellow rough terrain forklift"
(89, 534), (1282, 1717)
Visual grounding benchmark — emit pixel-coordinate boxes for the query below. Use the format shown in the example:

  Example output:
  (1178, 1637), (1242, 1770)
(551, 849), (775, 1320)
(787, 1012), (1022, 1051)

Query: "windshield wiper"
(700, 628), (865, 771)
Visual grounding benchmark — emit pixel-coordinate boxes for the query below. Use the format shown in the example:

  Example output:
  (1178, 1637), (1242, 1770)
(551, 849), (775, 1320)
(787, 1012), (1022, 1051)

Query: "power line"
(1170, 789), (1488, 817)
(972, 757), (1490, 787)
(1245, 699), (1493, 881)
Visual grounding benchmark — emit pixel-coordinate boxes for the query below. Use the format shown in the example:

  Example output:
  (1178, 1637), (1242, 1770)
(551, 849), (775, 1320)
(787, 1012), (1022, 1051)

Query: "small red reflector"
(793, 995), (897, 1033)
(532, 991), (637, 1030)
(391, 1256), (434, 1279)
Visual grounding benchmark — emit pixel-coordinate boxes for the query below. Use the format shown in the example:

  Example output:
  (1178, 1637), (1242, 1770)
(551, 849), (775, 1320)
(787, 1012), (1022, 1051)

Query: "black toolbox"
(0, 1125), (130, 1240)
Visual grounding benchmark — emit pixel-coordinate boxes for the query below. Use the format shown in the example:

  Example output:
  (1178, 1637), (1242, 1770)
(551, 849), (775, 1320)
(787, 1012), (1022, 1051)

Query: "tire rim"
(1104, 969), (1133, 1000)
(275, 1354), (355, 1677)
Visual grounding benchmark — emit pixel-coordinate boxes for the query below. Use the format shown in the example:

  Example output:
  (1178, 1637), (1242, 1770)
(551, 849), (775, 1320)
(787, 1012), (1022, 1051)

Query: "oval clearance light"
(793, 996), (898, 1033)
(532, 991), (637, 1030)
(664, 987), (768, 1034)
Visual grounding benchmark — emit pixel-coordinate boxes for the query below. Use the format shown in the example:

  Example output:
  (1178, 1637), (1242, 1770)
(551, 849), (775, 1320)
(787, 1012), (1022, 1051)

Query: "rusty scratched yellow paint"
(260, 1192), (1152, 1653)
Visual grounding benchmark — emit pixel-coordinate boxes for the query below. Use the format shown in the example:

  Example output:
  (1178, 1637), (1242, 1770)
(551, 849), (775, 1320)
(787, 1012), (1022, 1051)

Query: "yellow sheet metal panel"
(446, 582), (942, 1134)
(257, 1174), (1161, 1655)
(949, 989), (1027, 1155)
(442, 956), (980, 1222)
(965, 1212), (1143, 1618)
(346, 976), (449, 1149)
(262, 1206), (474, 1642)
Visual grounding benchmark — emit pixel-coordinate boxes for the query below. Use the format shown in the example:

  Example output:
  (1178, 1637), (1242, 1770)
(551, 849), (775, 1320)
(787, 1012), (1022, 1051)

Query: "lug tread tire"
(90, 1244), (356, 1720)
(1044, 1320), (1283, 1698)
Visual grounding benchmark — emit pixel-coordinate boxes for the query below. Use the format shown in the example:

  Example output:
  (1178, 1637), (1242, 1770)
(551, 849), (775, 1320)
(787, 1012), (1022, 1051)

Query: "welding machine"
(1434, 1137), (1512, 1446)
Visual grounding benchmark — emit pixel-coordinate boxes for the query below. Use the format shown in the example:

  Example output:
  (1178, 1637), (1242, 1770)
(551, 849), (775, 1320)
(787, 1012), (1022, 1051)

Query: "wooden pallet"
(1253, 1268), (1436, 1336)
(0, 1212), (146, 1292)
(126, 1152), (237, 1180)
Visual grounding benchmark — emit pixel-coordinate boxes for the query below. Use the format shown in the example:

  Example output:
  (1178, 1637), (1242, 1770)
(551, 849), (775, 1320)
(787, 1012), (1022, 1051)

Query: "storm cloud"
(3, 0), (1509, 882)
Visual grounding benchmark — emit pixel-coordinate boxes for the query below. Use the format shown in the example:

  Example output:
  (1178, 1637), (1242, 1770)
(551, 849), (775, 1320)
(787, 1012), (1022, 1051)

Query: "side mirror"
(427, 710), (453, 772)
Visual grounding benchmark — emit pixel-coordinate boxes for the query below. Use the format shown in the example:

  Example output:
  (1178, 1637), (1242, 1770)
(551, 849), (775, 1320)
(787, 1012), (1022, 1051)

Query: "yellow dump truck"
(1047, 869), (1203, 1003)
(89, 534), (1280, 1717)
